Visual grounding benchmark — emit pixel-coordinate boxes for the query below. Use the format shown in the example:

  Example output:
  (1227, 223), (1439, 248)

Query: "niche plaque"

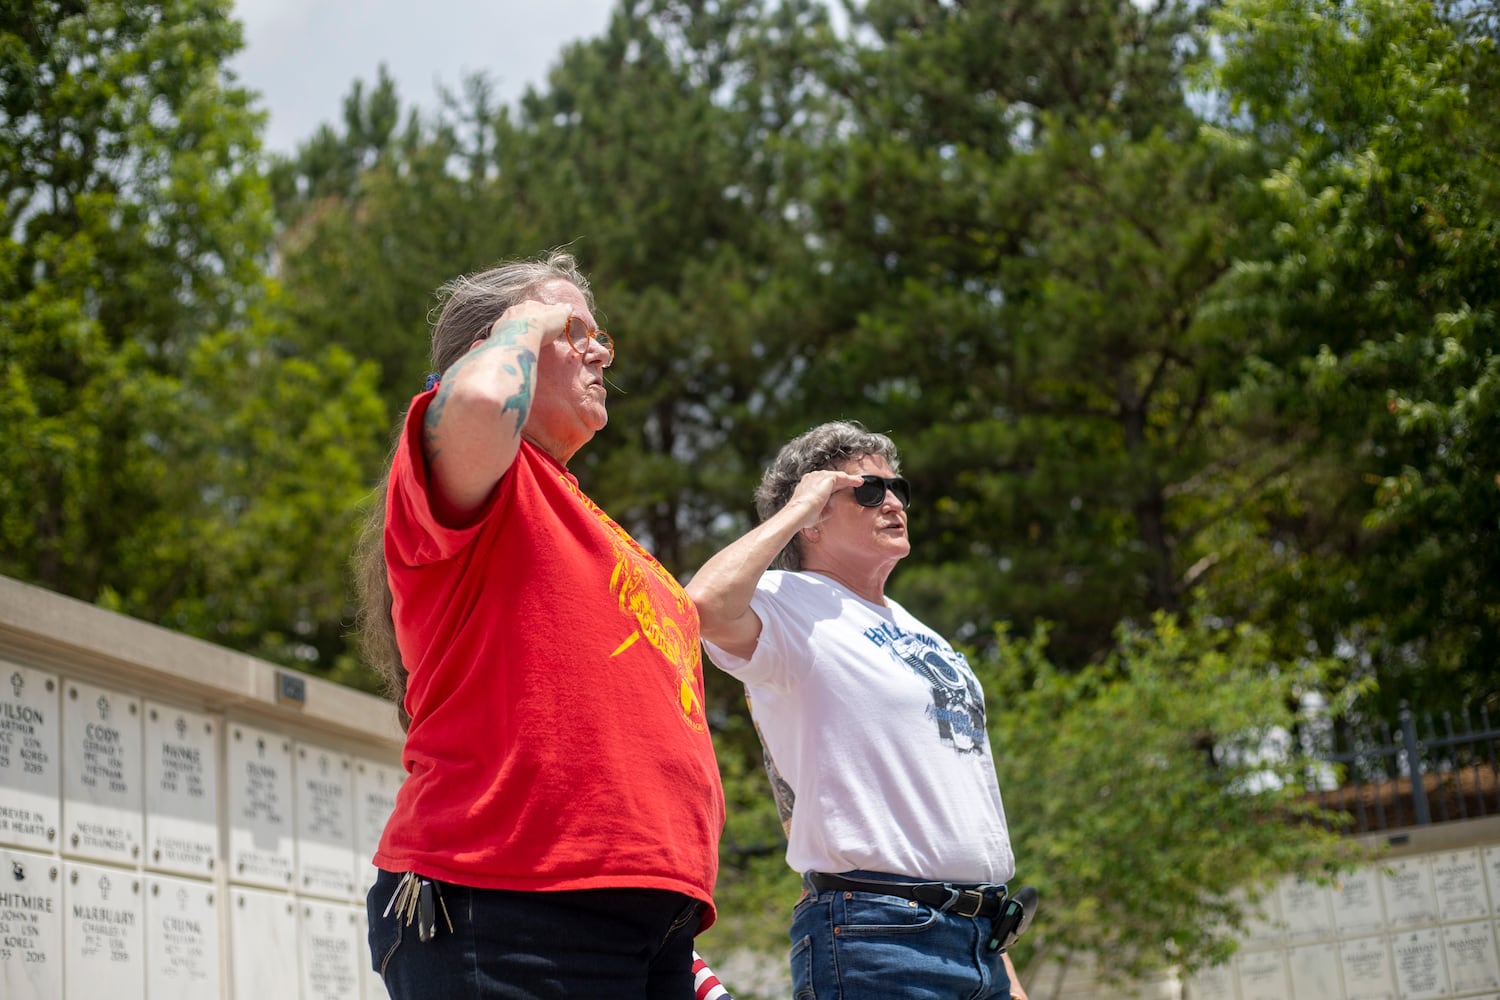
(145, 874), (220, 1000)
(144, 703), (219, 877)
(229, 887), (299, 999)
(1278, 874), (1334, 942)
(61, 681), (144, 865)
(1442, 919), (1500, 993)
(1382, 856), (1439, 928)
(227, 723), (295, 888)
(1340, 935), (1397, 1000)
(63, 861), (145, 1000)
(353, 758), (402, 897)
(0, 664), (60, 852)
(1432, 849), (1488, 922)
(295, 743), (357, 899)
(1332, 866), (1388, 936)
(1391, 926), (1448, 999)
(299, 899), (364, 1000)
(0, 848), (62, 1000)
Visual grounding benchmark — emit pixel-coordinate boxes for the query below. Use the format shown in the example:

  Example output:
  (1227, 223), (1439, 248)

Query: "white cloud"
(229, 0), (617, 154)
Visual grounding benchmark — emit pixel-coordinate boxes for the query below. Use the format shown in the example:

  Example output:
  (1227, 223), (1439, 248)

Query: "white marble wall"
(0, 660), (402, 1000)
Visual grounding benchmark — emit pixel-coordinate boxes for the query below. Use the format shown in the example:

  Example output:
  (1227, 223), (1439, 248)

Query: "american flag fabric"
(692, 950), (733, 1000)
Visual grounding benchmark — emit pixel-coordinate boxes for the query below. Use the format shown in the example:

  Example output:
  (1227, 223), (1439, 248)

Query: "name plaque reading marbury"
(145, 875), (221, 1000)
(1391, 927), (1448, 999)
(61, 681), (143, 865)
(353, 758), (402, 897)
(0, 664), (60, 852)
(1382, 856), (1439, 928)
(229, 887), (299, 1000)
(227, 723), (295, 888)
(0, 849), (62, 1000)
(1278, 875), (1335, 942)
(1340, 935), (1397, 1000)
(299, 900), (363, 1000)
(144, 703), (219, 877)
(1333, 867), (1388, 936)
(1432, 849), (1488, 922)
(295, 744), (357, 899)
(1442, 920), (1500, 993)
(63, 861), (144, 1000)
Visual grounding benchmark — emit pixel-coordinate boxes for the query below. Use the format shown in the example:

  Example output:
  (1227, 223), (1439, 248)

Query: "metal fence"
(1314, 701), (1500, 834)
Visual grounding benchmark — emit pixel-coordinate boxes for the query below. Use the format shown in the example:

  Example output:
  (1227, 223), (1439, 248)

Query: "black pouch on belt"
(987, 885), (1038, 952)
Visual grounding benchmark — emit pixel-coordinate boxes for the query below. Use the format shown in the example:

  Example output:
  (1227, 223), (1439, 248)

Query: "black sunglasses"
(852, 474), (912, 509)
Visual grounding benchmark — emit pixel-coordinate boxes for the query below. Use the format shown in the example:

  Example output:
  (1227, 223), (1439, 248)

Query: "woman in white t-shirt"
(688, 420), (1029, 1000)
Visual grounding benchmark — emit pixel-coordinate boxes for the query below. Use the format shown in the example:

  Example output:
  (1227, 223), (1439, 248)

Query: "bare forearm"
(687, 504), (805, 636)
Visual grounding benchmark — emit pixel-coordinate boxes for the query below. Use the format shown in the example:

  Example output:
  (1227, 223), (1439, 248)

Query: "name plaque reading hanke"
(0, 848), (63, 1000)
(295, 744), (357, 900)
(228, 723), (295, 888)
(61, 681), (144, 866)
(144, 703), (220, 878)
(0, 664), (60, 852)
(64, 861), (145, 1000)
(145, 874), (221, 1000)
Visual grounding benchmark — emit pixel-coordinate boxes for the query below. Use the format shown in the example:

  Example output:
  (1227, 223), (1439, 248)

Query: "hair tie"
(423, 372), (440, 391)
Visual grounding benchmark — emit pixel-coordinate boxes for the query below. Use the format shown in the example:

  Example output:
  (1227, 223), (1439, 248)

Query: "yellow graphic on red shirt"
(562, 476), (708, 733)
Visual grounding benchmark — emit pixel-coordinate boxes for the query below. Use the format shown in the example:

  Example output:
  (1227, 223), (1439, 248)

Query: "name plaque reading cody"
(61, 681), (143, 865)
(1432, 849), (1488, 922)
(0, 663), (60, 852)
(228, 723), (295, 888)
(295, 744), (357, 899)
(144, 702), (219, 878)
(0, 849), (62, 1000)
(229, 887), (299, 1000)
(64, 861), (145, 1000)
(1382, 856), (1439, 928)
(299, 900), (363, 1000)
(145, 874), (221, 1000)
(353, 759), (402, 898)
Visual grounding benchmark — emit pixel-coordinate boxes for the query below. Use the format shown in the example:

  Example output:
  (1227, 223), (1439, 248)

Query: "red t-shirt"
(373, 391), (723, 925)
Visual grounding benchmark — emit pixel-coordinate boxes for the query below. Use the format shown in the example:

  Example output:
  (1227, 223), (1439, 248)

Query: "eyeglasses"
(852, 474), (911, 509)
(563, 312), (614, 368)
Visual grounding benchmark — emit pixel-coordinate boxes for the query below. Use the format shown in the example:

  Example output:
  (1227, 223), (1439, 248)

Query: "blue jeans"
(366, 868), (703, 999)
(789, 871), (1013, 1000)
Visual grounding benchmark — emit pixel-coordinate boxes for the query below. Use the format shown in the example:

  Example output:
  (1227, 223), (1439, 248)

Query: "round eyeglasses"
(563, 312), (614, 368)
(852, 474), (911, 509)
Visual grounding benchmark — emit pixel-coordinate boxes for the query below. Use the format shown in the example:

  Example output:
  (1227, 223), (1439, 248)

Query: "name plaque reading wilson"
(0, 664), (60, 853)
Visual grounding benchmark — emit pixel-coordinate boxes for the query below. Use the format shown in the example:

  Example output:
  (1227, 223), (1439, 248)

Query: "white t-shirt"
(703, 570), (1014, 883)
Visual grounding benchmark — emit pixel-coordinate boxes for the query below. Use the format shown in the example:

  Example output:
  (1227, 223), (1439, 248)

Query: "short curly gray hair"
(754, 420), (902, 570)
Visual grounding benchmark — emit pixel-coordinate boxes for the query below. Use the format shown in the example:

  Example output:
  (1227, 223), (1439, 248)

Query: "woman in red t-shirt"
(354, 251), (724, 999)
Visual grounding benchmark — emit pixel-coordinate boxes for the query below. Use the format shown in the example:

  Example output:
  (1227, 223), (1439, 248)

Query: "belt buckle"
(950, 888), (985, 918)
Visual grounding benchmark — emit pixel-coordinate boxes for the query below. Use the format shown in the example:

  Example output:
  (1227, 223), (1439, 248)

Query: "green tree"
(0, 0), (385, 678)
(1201, 0), (1500, 715)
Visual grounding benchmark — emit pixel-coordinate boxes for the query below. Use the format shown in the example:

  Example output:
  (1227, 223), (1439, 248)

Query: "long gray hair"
(354, 251), (592, 728)
(754, 420), (902, 571)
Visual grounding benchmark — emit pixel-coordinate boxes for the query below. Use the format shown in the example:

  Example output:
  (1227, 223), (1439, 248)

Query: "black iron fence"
(1313, 701), (1500, 834)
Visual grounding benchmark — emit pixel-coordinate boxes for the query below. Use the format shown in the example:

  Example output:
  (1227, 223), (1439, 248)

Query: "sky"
(230, 0), (618, 154)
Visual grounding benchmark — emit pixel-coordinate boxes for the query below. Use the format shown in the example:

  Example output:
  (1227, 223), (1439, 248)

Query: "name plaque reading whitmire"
(64, 861), (144, 1000)
(353, 759), (402, 898)
(144, 702), (219, 878)
(230, 887), (300, 1000)
(61, 681), (143, 865)
(1381, 856), (1438, 928)
(0, 848), (62, 1000)
(228, 723), (295, 888)
(300, 900), (364, 1000)
(1432, 849), (1488, 922)
(145, 874), (221, 1000)
(0, 663), (60, 852)
(295, 744), (357, 899)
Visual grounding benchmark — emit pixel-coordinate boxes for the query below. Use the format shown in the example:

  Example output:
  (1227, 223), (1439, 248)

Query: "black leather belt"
(808, 872), (1007, 918)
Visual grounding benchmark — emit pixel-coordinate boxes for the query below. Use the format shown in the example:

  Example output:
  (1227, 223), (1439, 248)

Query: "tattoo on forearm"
(422, 318), (541, 460)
